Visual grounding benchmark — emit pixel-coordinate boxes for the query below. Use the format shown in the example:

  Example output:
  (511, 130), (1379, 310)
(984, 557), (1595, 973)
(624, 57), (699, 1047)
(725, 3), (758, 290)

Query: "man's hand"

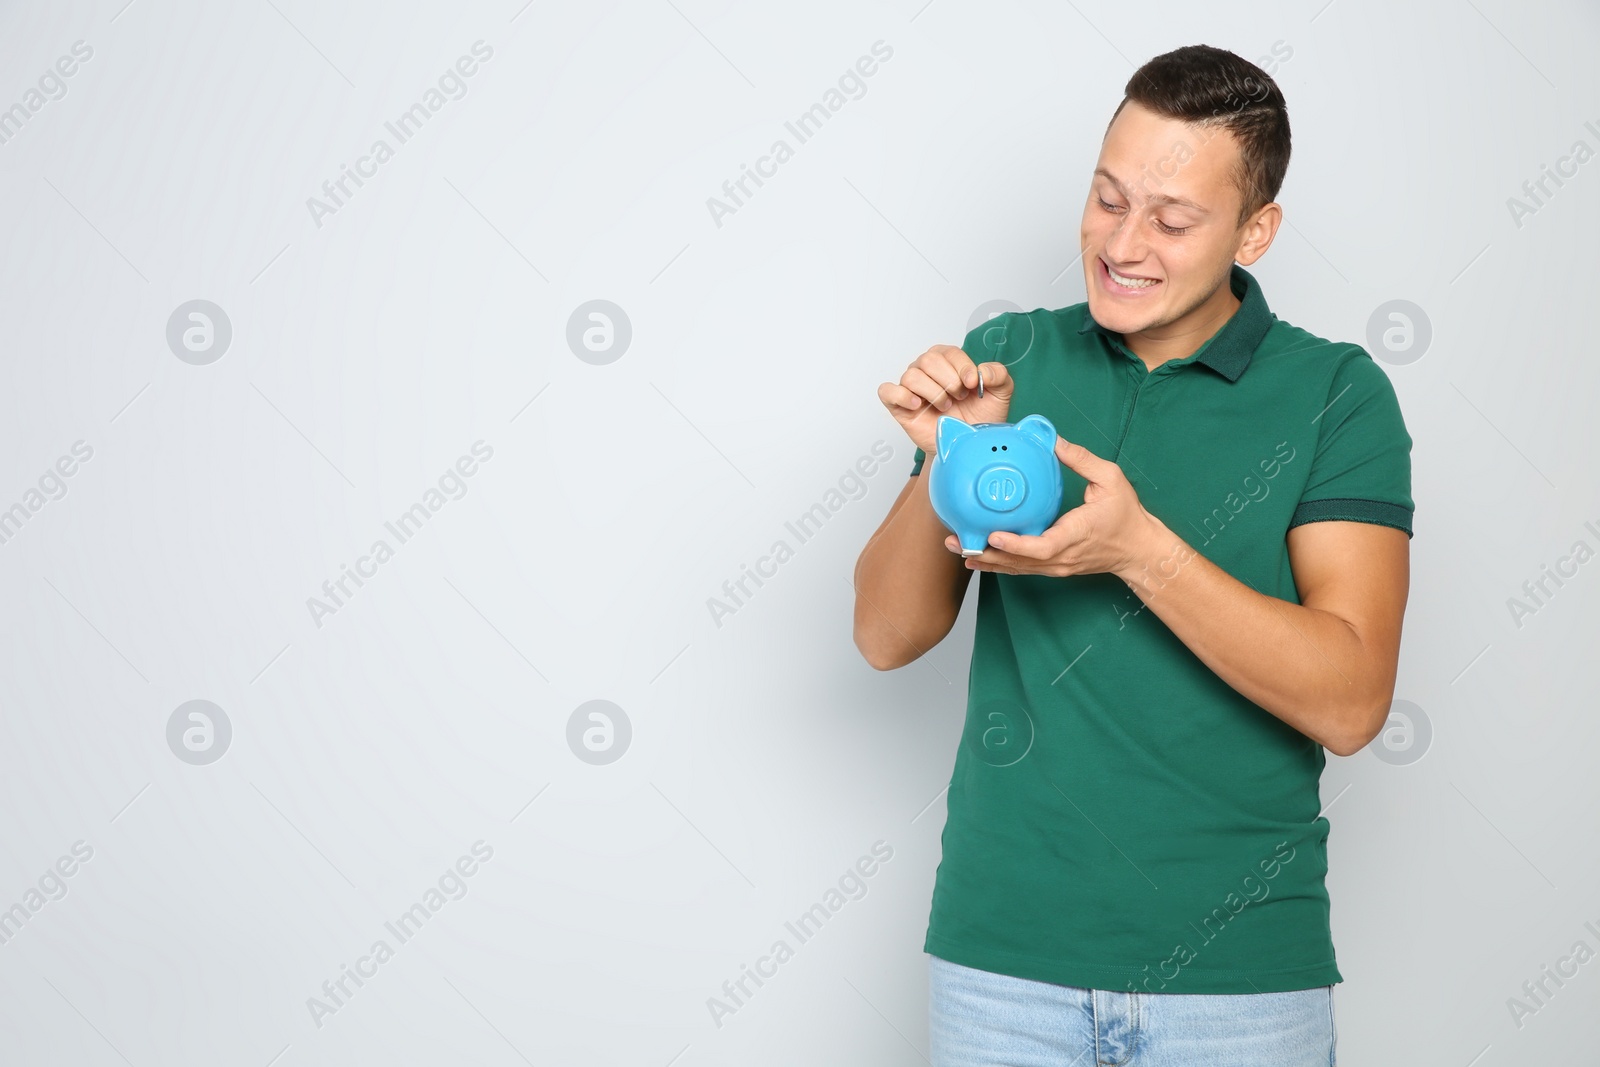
(879, 346), (1015, 457)
(945, 435), (1166, 580)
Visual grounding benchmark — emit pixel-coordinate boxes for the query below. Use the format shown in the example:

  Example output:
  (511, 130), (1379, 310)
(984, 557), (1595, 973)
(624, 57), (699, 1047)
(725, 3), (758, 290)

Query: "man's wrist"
(1116, 511), (1195, 592)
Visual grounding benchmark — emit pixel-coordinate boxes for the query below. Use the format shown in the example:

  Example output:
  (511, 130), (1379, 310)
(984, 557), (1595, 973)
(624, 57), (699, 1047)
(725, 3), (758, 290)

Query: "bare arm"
(851, 471), (974, 670)
(1115, 515), (1410, 755)
(954, 437), (1411, 755)
(852, 345), (1014, 670)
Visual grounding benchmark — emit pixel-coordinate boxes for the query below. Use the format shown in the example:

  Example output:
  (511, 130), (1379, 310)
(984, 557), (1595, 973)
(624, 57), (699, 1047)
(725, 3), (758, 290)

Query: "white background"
(0, 0), (1596, 1063)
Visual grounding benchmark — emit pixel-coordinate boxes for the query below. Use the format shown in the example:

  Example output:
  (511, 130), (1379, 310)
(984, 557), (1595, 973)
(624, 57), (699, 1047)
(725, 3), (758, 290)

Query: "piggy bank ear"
(936, 415), (976, 461)
(1015, 414), (1057, 452)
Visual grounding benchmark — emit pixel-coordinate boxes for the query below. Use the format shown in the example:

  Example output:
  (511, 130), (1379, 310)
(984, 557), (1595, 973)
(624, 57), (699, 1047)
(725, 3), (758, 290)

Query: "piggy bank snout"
(974, 463), (1028, 512)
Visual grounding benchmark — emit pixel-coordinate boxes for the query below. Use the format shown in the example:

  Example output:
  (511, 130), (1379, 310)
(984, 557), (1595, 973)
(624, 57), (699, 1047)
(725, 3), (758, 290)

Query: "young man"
(853, 44), (1412, 1066)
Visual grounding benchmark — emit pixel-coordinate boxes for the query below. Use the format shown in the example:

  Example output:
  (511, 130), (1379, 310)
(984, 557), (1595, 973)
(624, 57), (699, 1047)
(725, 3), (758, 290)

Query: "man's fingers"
(899, 366), (956, 410)
(976, 360), (1012, 395)
(879, 381), (924, 413)
(988, 518), (1078, 560)
(1054, 435), (1117, 482)
(919, 350), (974, 399)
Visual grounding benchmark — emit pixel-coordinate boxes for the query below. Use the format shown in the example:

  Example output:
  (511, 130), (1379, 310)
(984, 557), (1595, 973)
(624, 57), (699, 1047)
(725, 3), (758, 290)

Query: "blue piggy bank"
(928, 414), (1063, 556)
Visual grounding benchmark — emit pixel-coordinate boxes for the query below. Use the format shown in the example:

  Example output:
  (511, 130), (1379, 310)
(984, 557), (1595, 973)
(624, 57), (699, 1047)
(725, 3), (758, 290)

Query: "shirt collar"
(1076, 262), (1273, 382)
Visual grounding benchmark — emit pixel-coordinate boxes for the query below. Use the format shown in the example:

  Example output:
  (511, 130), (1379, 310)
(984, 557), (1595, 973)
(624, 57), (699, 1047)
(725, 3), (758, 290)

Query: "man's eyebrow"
(1094, 167), (1211, 214)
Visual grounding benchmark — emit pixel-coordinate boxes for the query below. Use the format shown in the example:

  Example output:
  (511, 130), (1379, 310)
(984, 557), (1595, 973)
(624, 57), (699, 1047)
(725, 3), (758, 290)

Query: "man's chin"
(1085, 296), (1156, 335)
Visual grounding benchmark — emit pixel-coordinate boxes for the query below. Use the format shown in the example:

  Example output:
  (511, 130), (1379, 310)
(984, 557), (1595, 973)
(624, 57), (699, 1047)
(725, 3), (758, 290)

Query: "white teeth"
(1108, 265), (1158, 288)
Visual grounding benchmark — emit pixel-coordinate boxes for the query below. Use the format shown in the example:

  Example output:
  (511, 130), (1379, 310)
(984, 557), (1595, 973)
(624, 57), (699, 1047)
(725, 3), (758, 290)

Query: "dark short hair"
(1107, 44), (1291, 228)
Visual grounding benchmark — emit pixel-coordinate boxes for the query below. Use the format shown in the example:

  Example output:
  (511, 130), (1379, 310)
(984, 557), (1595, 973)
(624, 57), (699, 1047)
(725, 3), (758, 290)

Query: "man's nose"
(1103, 210), (1147, 265)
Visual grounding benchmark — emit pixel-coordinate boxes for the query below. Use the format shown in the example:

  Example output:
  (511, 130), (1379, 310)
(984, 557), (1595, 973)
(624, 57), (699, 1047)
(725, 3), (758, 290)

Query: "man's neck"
(1124, 282), (1242, 372)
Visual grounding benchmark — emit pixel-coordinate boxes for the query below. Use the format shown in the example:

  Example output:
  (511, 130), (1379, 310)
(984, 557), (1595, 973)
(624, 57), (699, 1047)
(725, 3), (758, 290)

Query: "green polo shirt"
(908, 263), (1413, 994)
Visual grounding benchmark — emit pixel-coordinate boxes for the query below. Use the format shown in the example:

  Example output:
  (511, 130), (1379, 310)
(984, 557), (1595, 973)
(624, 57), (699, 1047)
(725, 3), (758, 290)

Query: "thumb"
(1054, 435), (1109, 481)
(977, 361), (1014, 398)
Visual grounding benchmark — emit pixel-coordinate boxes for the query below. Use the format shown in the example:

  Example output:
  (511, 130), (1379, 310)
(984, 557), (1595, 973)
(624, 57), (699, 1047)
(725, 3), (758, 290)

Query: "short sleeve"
(908, 315), (1016, 477)
(1288, 347), (1415, 537)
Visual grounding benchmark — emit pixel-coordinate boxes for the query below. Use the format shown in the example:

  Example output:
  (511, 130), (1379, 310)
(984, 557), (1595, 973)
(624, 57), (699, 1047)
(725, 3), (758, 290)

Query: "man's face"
(1080, 100), (1250, 336)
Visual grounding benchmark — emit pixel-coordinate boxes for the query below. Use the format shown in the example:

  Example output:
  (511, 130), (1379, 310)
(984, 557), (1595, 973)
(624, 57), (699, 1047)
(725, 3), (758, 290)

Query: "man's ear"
(1235, 202), (1281, 266)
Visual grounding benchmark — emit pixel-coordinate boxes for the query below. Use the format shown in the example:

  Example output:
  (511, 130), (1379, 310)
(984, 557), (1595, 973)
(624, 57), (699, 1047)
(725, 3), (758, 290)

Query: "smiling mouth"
(1100, 257), (1162, 292)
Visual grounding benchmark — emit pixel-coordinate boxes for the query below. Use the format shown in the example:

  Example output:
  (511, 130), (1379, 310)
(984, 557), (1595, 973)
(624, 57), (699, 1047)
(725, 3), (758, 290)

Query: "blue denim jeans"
(928, 954), (1336, 1066)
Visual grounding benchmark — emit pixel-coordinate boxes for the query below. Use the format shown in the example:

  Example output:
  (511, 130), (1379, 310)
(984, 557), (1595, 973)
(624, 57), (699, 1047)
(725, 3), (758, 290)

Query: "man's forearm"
(1112, 514), (1389, 756)
(852, 471), (972, 669)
